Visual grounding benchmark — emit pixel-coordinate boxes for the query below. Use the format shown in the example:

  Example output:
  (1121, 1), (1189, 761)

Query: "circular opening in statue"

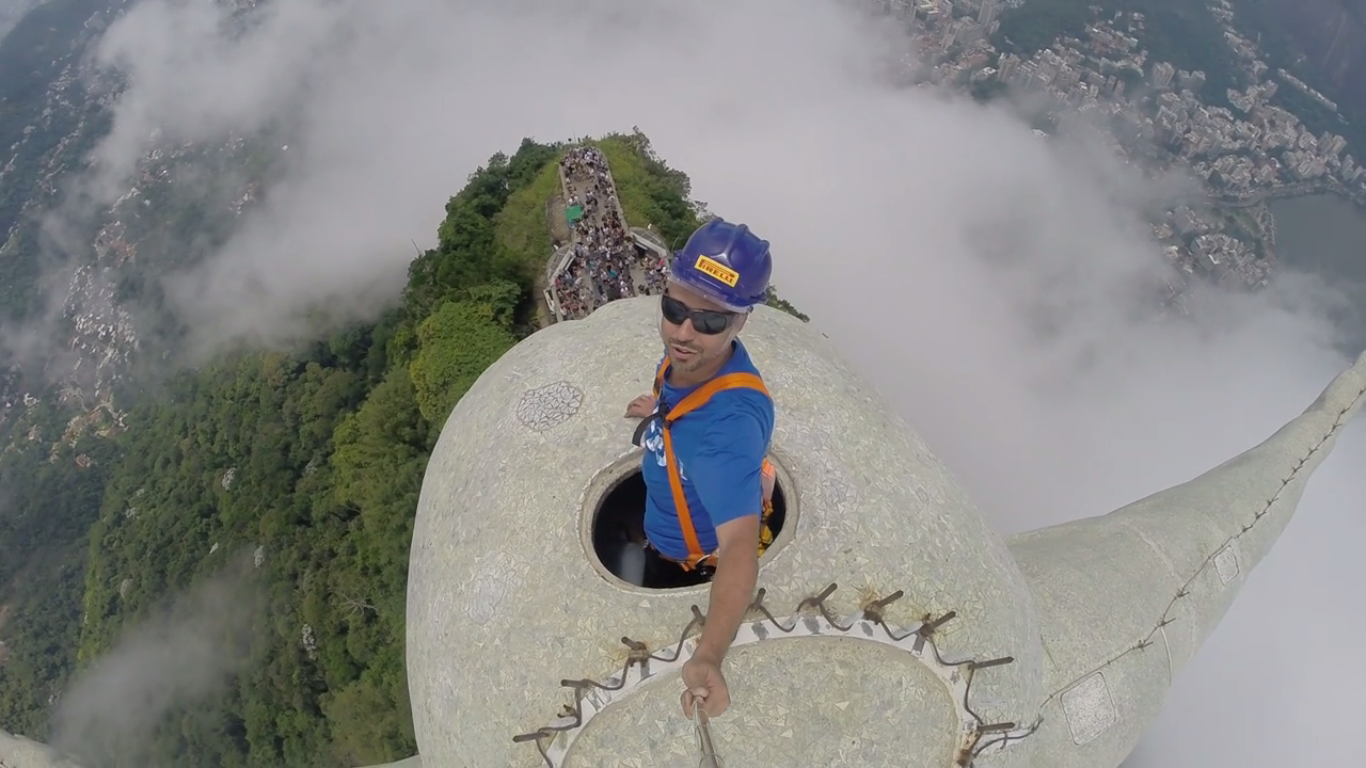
(588, 463), (790, 590)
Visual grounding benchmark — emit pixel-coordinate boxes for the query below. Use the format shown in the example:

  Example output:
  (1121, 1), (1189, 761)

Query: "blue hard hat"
(668, 218), (772, 312)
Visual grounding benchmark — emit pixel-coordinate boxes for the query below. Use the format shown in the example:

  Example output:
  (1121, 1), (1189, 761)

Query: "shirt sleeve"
(689, 403), (768, 528)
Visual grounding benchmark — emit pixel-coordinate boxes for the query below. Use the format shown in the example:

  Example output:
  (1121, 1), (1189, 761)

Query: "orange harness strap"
(652, 360), (773, 571)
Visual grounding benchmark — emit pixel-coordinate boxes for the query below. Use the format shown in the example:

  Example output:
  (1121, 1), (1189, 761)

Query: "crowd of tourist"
(551, 147), (668, 320)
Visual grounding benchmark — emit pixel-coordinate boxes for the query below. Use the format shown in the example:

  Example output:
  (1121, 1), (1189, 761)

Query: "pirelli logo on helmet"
(694, 255), (740, 287)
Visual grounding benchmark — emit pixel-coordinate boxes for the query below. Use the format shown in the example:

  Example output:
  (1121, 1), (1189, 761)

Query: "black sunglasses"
(660, 294), (737, 335)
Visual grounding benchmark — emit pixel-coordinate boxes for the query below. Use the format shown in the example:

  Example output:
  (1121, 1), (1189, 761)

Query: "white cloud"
(62, 0), (1366, 765)
(50, 560), (262, 764)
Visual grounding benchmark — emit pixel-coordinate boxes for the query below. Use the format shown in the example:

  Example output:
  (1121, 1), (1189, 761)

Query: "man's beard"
(667, 343), (706, 371)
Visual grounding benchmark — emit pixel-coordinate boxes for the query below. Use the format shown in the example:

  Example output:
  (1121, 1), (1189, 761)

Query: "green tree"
(332, 367), (429, 522)
(407, 301), (517, 427)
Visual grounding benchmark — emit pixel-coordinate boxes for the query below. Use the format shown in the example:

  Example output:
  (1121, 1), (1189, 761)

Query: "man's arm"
(682, 400), (771, 716)
(694, 516), (761, 665)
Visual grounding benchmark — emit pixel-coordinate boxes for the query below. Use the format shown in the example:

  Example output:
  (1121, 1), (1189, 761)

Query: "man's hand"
(681, 652), (730, 718)
(624, 394), (657, 418)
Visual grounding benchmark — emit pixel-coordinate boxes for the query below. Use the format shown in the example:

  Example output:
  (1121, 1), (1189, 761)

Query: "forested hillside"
(0, 0), (116, 321)
(0, 131), (805, 767)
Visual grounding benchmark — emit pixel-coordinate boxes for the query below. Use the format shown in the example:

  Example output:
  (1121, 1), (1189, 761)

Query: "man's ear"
(731, 313), (748, 335)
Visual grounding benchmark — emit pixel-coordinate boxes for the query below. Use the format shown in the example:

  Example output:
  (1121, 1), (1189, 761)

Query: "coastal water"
(1269, 194), (1366, 353)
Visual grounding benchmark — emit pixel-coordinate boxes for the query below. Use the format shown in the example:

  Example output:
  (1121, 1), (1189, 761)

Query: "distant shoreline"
(1265, 187), (1366, 224)
(1276, 186), (1366, 211)
(1264, 189), (1366, 276)
(1213, 180), (1366, 213)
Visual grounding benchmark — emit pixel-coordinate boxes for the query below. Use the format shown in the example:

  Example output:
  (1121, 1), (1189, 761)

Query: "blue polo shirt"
(640, 340), (775, 561)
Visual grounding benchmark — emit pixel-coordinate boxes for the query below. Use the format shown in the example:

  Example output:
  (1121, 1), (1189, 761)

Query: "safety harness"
(632, 358), (776, 573)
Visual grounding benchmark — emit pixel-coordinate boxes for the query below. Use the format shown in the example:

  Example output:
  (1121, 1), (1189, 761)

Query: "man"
(623, 217), (776, 722)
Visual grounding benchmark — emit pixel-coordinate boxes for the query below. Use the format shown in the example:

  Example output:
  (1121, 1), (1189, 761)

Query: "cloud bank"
(0, 0), (38, 41)
(49, 557), (262, 766)
(57, 0), (1365, 765)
